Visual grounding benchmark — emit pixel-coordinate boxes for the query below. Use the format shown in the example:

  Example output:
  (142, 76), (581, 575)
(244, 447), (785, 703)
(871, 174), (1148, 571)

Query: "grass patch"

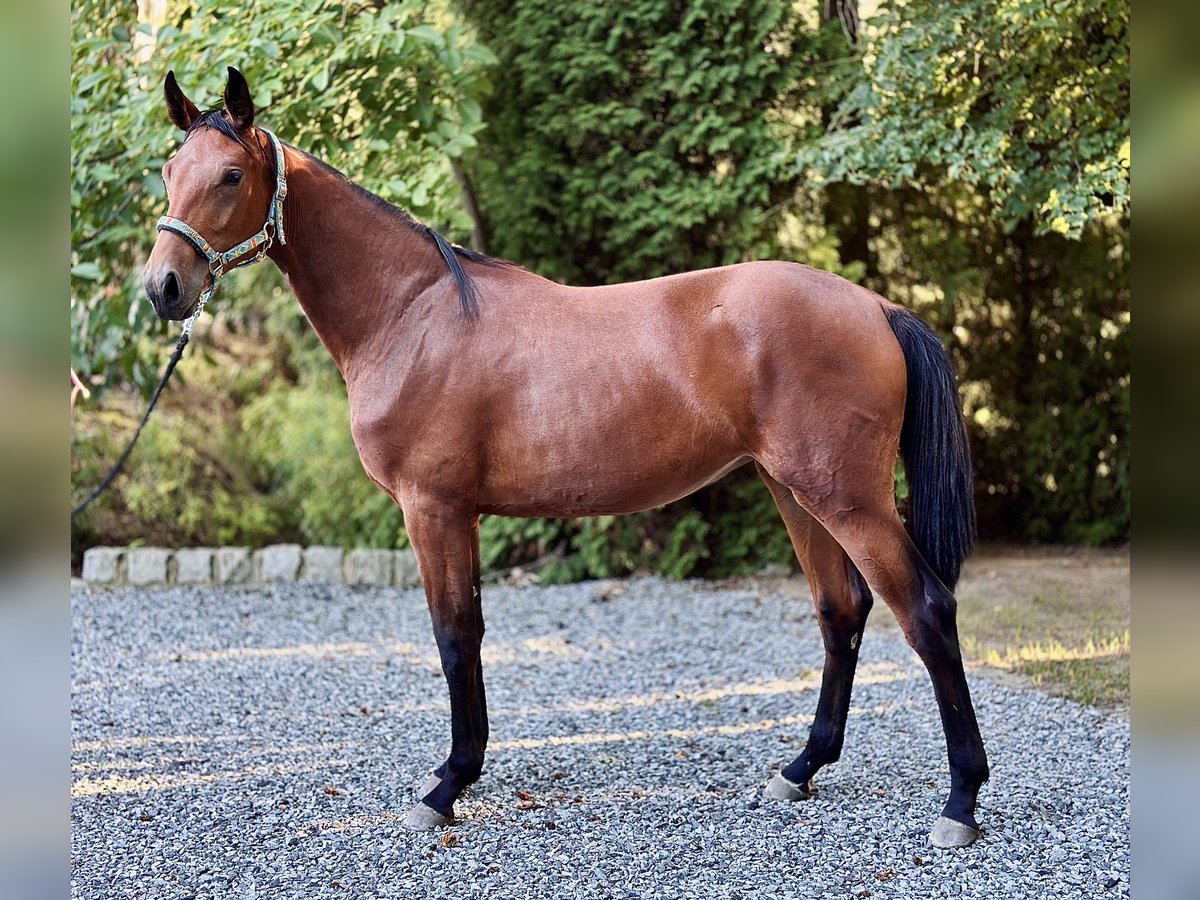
(1021, 654), (1129, 708)
(962, 631), (1130, 708)
(952, 549), (1130, 708)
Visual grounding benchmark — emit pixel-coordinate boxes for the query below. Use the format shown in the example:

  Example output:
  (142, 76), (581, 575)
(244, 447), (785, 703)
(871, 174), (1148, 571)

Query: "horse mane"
(186, 108), (508, 318)
(292, 151), (509, 320)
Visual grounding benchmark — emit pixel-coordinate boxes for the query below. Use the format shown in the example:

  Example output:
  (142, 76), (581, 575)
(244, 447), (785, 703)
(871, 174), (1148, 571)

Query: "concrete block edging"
(81, 545), (421, 589)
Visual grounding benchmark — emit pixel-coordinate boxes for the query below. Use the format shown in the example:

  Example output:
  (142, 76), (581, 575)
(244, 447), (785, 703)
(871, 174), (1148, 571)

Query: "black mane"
(337, 172), (506, 320)
(186, 109), (505, 318)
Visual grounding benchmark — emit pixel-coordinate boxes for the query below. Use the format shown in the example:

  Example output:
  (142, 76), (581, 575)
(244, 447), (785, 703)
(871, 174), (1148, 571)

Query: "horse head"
(143, 67), (279, 320)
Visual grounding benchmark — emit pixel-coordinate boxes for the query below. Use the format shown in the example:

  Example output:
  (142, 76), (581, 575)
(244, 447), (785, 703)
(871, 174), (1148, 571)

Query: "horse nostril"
(161, 271), (181, 309)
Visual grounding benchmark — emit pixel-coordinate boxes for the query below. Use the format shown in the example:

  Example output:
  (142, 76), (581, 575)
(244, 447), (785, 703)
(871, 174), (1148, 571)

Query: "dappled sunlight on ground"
(72, 736), (357, 798)
(500, 662), (916, 717)
(71, 648), (921, 801)
(73, 757), (353, 798)
(489, 698), (913, 754)
(158, 633), (609, 671)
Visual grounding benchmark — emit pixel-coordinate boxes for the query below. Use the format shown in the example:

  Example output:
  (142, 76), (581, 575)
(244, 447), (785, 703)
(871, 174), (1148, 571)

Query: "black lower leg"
(782, 565), (873, 788)
(912, 567), (989, 827)
(422, 625), (486, 817)
(431, 664), (487, 783)
(782, 645), (859, 788)
(431, 578), (488, 786)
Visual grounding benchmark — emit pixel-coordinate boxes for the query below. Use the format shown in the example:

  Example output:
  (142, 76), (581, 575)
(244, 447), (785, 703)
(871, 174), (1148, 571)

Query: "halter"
(156, 127), (288, 334)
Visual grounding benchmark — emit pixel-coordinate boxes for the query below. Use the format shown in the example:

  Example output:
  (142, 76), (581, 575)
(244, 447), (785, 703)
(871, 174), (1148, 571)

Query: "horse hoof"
(929, 815), (980, 848)
(763, 773), (815, 802)
(401, 802), (453, 832)
(418, 772), (442, 797)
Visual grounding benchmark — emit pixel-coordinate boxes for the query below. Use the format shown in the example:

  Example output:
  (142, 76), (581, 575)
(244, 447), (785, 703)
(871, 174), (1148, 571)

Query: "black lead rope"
(71, 331), (191, 519)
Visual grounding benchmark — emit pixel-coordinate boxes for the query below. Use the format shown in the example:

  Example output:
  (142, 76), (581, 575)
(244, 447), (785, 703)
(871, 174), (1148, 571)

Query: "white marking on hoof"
(401, 802), (453, 832)
(418, 773), (442, 797)
(929, 815), (980, 848)
(763, 772), (814, 802)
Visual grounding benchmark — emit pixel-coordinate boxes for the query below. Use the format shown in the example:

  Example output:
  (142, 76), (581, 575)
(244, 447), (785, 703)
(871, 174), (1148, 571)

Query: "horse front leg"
(401, 504), (487, 831)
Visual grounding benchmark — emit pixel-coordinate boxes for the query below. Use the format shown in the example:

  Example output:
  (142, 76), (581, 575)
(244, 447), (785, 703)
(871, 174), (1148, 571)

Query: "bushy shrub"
(240, 376), (410, 549)
(71, 389), (282, 566)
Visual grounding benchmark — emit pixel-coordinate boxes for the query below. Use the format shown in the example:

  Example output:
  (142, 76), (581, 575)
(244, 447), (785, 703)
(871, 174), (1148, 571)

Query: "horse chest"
(346, 392), (475, 502)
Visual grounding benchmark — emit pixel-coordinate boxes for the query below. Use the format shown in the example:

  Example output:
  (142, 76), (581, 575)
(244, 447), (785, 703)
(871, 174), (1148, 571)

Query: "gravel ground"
(71, 578), (1129, 899)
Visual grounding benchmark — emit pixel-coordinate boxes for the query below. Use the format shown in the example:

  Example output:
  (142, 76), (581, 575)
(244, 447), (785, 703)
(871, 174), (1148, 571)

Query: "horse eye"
(222, 170), (243, 186)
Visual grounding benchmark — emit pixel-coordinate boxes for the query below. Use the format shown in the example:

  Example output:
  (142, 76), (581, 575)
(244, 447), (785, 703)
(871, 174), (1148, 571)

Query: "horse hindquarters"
(759, 301), (988, 847)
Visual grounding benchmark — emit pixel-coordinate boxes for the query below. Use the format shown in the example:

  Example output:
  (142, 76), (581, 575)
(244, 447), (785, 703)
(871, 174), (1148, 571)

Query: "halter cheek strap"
(156, 128), (288, 333)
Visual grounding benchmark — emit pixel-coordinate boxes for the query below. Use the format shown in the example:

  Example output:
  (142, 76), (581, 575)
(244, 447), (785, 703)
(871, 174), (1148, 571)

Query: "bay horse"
(143, 68), (988, 848)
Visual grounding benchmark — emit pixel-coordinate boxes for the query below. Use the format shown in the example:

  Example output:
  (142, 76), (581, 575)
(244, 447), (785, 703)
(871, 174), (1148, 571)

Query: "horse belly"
(476, 401), (746, 517)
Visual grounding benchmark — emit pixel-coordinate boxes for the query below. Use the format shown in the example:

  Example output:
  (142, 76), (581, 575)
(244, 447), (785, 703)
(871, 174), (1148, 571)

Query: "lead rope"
(70, 298), (208, 520)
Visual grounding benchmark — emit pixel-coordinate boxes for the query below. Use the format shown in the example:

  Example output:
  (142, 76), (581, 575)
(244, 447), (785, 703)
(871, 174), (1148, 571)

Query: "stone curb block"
(301, 546), (344, 582)
(82, 547), (124, 585)
(215, 547), (252, 584)
(346, 549), (394, 586)
(81, 545), (426, 590)
(174, 548), (214, 584)
(126, 547), (171, 586)
(256, 544), (303, 582)
(395, 549), (420, 588)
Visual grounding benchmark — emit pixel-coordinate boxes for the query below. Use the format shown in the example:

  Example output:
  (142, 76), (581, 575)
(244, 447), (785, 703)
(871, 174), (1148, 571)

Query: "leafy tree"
(797, 0), (1131, 545)
(798, 0), (1129, 238)
(460, 0), (826, 285)
(71, 0), (495, 394)
(865, 188), (1130, 544)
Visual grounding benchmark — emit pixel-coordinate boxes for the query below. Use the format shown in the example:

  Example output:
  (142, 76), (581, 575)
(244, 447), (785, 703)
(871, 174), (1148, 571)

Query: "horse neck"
(265, 148), (446, 379)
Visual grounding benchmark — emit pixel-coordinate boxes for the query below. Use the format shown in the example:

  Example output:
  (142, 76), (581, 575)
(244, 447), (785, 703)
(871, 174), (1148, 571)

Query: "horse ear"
(223, 66), (255, 129)
(164, 70), (200, 132)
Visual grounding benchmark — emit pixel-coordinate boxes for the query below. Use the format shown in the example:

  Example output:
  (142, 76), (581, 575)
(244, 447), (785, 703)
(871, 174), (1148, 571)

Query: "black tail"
(883, 305), (976, 590)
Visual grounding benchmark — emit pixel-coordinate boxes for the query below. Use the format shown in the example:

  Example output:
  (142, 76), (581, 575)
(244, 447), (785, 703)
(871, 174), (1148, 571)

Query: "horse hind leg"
(809, 499), (989, 848)
(757, 466), (873, 802)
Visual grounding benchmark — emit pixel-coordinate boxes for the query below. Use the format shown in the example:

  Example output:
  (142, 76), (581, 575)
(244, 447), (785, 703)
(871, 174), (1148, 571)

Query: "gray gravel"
(71, 578), (1129, 899)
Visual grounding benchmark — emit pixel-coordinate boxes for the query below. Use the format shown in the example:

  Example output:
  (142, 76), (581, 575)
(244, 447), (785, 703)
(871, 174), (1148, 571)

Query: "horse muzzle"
(143, 264), (202, 321)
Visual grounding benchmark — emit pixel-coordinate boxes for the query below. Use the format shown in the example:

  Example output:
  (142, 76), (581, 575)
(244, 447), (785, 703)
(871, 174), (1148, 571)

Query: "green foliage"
(798, 0), (1129, 238)
(461, 0), (816, 284)
(71, 398), (282, 562)
(699, 475), (790, 576)
(72, 0), (494, 395)
(72, 0), (1130, 572)
(964, 223), (1130, 544)
(241, 375), (409, 549)
(865, 187), (1130, 545)
(71, 352), (409, 561)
